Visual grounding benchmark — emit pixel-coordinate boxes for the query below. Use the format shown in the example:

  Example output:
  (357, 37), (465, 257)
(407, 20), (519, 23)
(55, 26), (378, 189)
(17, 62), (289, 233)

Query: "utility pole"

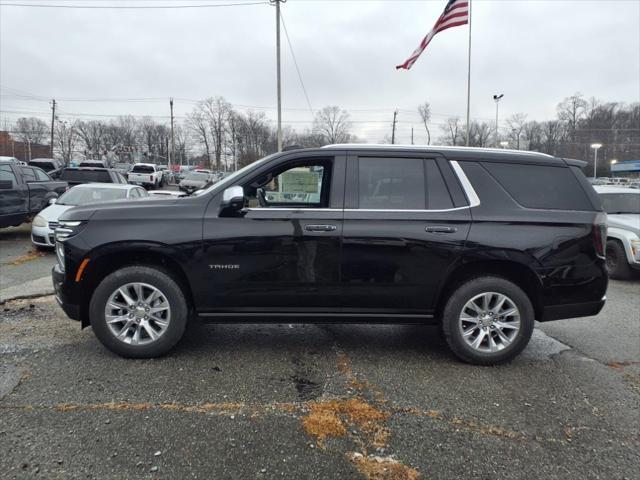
(391, 110), (398, 145)
(170, 98), (176, 167)
(270, 0), (285, 152)
(50, 99), (56, 157)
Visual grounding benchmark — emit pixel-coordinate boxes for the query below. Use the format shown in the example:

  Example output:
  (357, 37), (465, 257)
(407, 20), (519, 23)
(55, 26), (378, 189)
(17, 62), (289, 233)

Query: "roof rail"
(321, 144), (555, 158)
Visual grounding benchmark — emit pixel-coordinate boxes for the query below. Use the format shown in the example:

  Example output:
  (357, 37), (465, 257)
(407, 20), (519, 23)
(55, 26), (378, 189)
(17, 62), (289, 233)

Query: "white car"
(31, 183), (148, 248)
(128, 163), (164, 189)
(148, 190), (186, 198)
(594, 186), (640, 279)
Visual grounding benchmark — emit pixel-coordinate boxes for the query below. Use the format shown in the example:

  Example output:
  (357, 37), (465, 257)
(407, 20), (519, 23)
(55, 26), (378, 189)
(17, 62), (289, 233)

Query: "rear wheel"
(606, 239), (633, 280)
(441, 276), (534, 365)
(89, 266), (188, 358)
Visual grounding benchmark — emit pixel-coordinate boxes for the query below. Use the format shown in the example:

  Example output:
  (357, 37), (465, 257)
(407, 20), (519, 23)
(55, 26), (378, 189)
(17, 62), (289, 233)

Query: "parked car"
(594, 185), (640, 279)
(178, 171), (214, 194)
(0, 155), (24, 165)
(52, 145), (609, 364)
(31, 183), (148, 248)
(148, 190), (187, 198)
(28, 158), (64, 179)
(128, 163), (164, 189)
(628, 181), (640, 190)
(0, 161), (68, 228)
(59, 167), (127, 187)
(79, 160), (109, 169)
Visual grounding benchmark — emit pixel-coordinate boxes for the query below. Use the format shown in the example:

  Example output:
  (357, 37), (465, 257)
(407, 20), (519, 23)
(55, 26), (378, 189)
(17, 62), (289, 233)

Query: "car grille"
(48, 221), (59, 229)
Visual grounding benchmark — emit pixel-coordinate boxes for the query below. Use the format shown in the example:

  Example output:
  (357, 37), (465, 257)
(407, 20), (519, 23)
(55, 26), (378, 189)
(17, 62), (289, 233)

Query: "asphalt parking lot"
(1, 227), (639, 479)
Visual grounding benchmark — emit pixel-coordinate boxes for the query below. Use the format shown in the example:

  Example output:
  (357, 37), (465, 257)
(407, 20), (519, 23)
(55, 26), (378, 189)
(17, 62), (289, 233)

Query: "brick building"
(0, 131), (51, 161)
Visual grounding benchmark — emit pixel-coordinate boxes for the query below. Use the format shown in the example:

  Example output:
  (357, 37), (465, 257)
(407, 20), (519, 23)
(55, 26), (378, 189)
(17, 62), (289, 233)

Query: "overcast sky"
(1, 0), (639, 144)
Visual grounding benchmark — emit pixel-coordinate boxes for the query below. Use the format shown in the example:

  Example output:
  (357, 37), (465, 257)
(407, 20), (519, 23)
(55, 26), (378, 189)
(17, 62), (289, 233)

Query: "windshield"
(599, 193), (640, 214)
(57, 187), (128, 205)
(184, 172), (210, 181)
(131, 165), (155, 173)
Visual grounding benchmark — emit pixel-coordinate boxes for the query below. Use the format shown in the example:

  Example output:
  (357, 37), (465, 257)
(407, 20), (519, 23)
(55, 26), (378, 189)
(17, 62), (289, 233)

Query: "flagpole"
(465, 0), (472, 146)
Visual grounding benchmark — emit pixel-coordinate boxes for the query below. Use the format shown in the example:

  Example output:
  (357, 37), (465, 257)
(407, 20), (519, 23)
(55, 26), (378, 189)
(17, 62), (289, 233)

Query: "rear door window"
(482, 162), (593, 210)
(0, 165), (18, 188)
(358, 157), (425, 210)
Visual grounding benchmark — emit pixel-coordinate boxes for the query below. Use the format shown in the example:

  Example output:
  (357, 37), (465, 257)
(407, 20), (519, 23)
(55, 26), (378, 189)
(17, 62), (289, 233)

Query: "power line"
(279, 9), (313, 116)
(0, 1), (269, 9)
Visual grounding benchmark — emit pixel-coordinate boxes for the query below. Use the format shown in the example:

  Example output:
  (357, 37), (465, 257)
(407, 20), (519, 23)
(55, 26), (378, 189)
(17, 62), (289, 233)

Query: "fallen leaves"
(8, 250), (46, 266)
(348, 452), (421, 480)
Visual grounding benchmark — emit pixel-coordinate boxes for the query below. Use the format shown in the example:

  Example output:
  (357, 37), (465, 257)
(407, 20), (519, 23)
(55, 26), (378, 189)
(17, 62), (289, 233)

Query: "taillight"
(593, 212), (607, 259)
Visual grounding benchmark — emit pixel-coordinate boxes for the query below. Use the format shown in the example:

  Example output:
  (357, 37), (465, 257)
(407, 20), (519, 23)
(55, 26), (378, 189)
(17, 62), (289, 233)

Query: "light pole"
(590, 143), (602, 179)
(493, 94), (504, 147)
(610, 159), (618, 178)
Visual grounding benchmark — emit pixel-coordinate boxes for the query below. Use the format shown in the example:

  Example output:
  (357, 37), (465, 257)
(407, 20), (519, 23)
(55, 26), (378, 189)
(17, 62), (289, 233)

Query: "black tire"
(441, 276), (535, 365)
(606, 239), (633, 280)
(89, 266), (188, 358)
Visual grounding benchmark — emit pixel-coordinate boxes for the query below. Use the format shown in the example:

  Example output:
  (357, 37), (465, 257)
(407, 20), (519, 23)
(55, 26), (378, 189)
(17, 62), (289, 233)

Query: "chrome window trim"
(242, 160), (480, 213)
(450, 160), (480, 208)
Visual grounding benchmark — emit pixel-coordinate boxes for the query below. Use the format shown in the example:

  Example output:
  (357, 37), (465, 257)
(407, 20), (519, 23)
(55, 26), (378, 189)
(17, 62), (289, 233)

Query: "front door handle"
(425, 225), (457, 233)
(305, 224), (337, 232)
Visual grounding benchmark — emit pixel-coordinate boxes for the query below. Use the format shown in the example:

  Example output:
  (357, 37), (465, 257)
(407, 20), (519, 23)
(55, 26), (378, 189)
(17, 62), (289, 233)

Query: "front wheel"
(89, 266), (188, 358)
(441, 276), (535, 365)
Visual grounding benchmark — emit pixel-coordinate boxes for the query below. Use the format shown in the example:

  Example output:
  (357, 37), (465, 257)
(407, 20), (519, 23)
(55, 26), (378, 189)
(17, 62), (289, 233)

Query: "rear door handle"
(305, 224), (337, 232)
(425, 226), (457, 233)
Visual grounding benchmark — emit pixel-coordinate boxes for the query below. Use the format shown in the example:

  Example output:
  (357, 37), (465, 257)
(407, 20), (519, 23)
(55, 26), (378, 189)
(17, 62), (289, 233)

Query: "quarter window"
(21, 167), (36, 182)
(34, 168), (51, 182)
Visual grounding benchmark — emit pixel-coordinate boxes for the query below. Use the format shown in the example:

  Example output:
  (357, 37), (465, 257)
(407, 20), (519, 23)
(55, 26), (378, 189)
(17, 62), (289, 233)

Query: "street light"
(610, 159), (618, 177)
(493, 94), (504, 147)
(590, 143), (602, 179)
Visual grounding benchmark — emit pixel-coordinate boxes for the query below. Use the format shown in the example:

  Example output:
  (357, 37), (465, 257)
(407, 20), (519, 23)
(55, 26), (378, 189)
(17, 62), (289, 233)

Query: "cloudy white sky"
(1, 0), (639, 144)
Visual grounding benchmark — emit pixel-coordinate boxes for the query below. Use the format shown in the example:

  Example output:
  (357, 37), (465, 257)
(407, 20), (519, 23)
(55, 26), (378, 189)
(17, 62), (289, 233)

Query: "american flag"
(396, 0), (469, 70)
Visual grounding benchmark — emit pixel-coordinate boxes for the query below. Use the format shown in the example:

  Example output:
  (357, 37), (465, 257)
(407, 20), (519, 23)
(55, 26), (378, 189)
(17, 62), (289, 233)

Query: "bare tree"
(557, 93), (587, 139)
(200, 97), (231, 171)
(186, 109), (210, 167)
(440, 117), (462, 146)
(14, 117), (48, 160)
(55, 121), (78, 164)
(466, 121), (493, 147)
(75, 120), (106, 158)
(312, 106), (353, 145)
(506, 113), (528, 149)
(417, 102), (431, 145)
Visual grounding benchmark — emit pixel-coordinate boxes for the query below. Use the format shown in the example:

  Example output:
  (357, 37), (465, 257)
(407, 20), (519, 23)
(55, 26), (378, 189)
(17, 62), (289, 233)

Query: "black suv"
(52, 146), (607, 364)
(59, 167), (127, 186)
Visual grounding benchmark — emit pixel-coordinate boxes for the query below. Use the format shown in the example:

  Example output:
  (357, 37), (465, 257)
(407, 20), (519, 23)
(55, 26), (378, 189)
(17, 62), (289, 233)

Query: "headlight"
(56, 242), (65, 272)
(32, 215), (47, 227)
(55, 220), (86, 242)
(631, 239), (640, 261)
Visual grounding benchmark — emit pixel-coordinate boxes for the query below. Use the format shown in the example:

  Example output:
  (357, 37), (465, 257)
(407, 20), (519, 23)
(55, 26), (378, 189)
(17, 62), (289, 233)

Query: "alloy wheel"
(104, 282), (171, 346)
(458, 291), (521, 353)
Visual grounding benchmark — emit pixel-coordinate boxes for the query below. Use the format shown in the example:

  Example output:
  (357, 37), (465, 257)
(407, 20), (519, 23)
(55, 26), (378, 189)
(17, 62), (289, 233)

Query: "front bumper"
(52, 264), (81, 321)
(31, 225), (55, 247)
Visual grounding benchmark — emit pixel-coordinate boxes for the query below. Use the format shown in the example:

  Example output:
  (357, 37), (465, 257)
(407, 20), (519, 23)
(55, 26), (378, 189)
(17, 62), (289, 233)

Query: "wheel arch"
(435, 260), (544, 321)
(77, 245), (195, 327)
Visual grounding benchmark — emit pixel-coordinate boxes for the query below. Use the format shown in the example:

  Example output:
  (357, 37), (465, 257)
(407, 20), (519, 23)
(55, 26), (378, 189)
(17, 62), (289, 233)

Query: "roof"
(594, 185), (640, 194)
(69, 183), (137, 190)
(133, 163), (157, 167)
(320, 144), (559, 163)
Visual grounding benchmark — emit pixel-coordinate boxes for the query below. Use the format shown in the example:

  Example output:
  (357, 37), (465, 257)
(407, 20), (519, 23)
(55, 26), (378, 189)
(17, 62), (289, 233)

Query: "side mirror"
(49, 198), (57, 205)
(221, 186), (245, 213)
